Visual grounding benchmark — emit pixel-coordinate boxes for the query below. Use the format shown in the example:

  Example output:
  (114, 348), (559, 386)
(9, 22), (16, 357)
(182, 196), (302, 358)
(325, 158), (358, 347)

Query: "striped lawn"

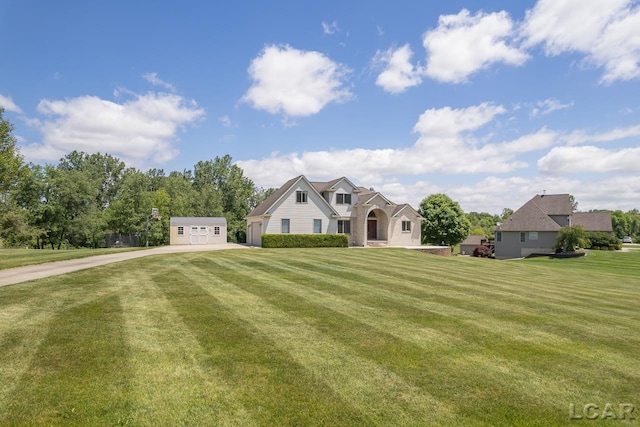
(0, 248), (142, 270)
(0, 248), (639, 426)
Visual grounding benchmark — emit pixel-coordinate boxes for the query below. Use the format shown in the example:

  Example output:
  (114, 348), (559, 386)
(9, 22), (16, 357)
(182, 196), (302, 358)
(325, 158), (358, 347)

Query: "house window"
(214, 226), (220, 235)
(529, 231), (538, 240)
(178, 226), (184, 236)
(338, 220), (351, 234)
(520, 232), (526, 242)
(496, 232), (502, 242)
(282, 219), (290, 233)
(402, 221), (411, 232)
(296, 191), (308, 204)
(313, 219), (322, 234)
(336, 193), (351, 205)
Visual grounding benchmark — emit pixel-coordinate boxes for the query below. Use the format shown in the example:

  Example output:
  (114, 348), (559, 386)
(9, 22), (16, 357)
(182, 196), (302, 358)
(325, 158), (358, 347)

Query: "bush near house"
(262, 234), (348, 248)
(554, 225), (590, 253)
(585, 231), (622, 250)
(472, 245), (492, 258)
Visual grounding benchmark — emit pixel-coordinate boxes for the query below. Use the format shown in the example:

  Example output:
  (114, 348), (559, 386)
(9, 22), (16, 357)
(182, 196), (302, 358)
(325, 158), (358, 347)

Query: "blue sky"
(1, 0), (640, 213)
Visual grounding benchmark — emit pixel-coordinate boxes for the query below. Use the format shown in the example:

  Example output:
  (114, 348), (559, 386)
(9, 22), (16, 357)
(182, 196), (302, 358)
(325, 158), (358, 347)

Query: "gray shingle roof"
(496, 194), (572, 232)
(246, 175), (302, 217)
(247, 176), (424, 220)
(497, 198), (564, 231)
(460, 234), (485, 246)
(496, 193), (613, 233)
(571, 212), (613, 231)
(531, 194), (572, 215)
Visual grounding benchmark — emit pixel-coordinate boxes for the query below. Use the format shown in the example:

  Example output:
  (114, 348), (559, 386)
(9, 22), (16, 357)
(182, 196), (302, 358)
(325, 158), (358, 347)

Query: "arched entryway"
(367, 211), (377, 240)
(367, 209), (389, 242)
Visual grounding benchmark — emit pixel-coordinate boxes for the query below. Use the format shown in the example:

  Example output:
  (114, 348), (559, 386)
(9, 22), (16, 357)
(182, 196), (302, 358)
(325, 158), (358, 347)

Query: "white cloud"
(242, 45), (353, 118)
(530, 98), (573, 118)
(413, 103), (505, 137)
(0, 94), (23, 114)
(387, 175), (581, 214)
(590, 7), (640, 83)
(538, 145), (640, 174)
(374, 44), (423, 94)
(522, 0), (640, 83)
(237, 102), (555, 188)
(219, 115), (232, 128)
(562, 124), (640, 146)
(322, 21), (339, 35)
(381, 173), (640, 215)
(143, 72), (177, 92)
(521, 0), (629, 54)
(423, 9), (528, 83)
(24, 92), (204, 165)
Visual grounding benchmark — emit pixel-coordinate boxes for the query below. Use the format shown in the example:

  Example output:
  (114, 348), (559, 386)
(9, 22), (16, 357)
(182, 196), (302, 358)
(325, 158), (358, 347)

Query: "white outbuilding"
(169, 217), (227, 245)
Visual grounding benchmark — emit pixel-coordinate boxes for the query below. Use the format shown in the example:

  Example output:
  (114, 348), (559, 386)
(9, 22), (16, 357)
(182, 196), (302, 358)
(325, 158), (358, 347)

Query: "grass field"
(0, 248), (639, 426)
(0, 248), (143, 271)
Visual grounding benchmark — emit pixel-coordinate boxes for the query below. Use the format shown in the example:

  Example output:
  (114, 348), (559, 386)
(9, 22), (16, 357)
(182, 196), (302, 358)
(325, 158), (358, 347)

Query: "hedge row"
(585, 231), (622, 250)
(261, 234), (349, 248)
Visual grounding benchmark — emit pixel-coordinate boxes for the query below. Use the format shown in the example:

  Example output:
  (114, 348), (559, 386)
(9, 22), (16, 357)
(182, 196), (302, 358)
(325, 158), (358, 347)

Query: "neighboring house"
(494, 194), (613, 259)
(169, 217), (227, 245)
(246, 175), (423, 247)
(459, 234), (487, 255)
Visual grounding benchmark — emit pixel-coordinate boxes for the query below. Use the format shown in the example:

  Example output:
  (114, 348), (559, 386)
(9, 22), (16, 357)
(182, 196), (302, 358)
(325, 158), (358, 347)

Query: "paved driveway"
(0, 244), (252, 288)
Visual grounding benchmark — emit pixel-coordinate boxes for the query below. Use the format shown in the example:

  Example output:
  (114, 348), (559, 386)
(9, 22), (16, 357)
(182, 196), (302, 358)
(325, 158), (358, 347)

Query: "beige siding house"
(169, 217), (227, 245)
(246, 175), (423, 247)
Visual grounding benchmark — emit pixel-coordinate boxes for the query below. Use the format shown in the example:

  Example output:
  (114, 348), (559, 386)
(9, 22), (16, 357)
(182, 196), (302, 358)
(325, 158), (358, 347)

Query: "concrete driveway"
(0, 244), (252, 288)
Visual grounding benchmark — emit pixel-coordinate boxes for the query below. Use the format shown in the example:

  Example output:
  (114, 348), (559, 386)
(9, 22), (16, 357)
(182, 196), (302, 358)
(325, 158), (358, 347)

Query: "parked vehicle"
(622, 236), (633, 243)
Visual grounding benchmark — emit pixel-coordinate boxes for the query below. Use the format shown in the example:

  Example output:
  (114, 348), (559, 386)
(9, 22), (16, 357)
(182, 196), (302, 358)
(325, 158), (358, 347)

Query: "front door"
(367, 219), (377, 240)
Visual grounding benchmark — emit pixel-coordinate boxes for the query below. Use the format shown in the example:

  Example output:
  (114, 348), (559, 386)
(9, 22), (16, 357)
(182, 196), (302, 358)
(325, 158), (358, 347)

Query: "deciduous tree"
(419, 193), (470, 246)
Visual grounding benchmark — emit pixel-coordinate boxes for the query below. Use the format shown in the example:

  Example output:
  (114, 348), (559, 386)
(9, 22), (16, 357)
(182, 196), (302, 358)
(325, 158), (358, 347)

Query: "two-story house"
(246, 175), (423, 247)
(494, 193), (613, 259)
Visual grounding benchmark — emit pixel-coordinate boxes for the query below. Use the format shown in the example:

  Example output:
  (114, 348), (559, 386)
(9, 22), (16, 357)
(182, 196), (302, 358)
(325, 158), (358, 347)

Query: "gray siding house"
(246, 175), (423, 247)
(494, 194), (613, 259)
(459, 234), (486, 255)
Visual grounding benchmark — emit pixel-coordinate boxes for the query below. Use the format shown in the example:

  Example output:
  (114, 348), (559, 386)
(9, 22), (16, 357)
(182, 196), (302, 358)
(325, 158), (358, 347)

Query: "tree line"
(2, 108), (638, 249)
(0, 108), (272, 248)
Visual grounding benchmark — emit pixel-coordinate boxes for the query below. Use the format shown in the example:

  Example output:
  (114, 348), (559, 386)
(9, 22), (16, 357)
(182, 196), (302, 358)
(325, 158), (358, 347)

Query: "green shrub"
(262, 234), (349, 248)
(586, 231), (621, 250)
(554, 225), (590, 253)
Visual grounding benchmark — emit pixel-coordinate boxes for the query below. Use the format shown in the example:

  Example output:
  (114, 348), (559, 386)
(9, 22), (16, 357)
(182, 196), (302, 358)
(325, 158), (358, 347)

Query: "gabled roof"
(247, 175), (421, 220)
(391, 203), (423, 219)
(572, 212), (613, 232)
(355, 188), (394, 207)
(460, 234), (485, 246)
(246, 175), (302, 217)
(311, 176), (360, 194)
(496, 193), (614, 233)
(531, 194), (572, 216)
(246, 175), (340, 218)
(496, 197), (565, 232)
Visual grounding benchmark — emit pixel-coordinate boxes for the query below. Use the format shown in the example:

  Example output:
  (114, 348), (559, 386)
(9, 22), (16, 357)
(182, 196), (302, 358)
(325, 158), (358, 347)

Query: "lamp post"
(145, 208), (159, 247)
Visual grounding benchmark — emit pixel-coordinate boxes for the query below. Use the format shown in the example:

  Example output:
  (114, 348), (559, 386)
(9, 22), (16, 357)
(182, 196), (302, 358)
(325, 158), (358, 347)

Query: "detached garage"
(169, 217), (227, 245)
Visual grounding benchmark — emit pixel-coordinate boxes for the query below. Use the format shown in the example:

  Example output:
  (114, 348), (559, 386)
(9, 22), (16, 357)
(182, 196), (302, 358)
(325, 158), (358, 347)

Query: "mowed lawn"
(0, 249), (639, 426)
(0, 248), (142, 270)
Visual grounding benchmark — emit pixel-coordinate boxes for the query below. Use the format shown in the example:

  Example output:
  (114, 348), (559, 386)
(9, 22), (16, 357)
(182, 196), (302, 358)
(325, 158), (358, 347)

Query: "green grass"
(0, 247), (144, 270)
(1, 248), (639, 426)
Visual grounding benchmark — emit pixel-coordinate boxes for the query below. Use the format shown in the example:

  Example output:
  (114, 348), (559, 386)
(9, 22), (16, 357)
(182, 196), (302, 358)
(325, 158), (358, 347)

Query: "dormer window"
(336, 193), (351, 205)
